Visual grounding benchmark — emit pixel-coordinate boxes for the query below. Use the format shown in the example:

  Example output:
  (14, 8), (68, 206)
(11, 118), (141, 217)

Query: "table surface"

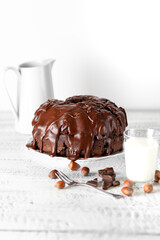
(0, 110), (160, 240)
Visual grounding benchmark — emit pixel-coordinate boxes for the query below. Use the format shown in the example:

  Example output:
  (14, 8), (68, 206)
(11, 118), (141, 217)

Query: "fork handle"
(77, 183), (124, 199)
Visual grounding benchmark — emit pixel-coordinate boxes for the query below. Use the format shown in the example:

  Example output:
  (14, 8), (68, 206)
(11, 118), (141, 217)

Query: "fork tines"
(56, 171), (75, 185)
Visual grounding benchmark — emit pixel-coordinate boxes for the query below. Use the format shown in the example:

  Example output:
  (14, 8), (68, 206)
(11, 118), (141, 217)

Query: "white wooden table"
(0, 110), (160, 240)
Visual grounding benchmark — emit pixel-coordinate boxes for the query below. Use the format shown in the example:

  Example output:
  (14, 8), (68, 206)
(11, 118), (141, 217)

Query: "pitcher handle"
(3, 66), (21, 119)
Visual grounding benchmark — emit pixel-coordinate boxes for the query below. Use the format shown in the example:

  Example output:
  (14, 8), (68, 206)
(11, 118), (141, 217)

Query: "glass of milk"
(124, 129), (160, 183)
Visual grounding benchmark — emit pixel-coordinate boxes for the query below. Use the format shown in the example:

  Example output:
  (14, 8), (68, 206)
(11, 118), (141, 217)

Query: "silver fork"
(56, 171), (124, 199)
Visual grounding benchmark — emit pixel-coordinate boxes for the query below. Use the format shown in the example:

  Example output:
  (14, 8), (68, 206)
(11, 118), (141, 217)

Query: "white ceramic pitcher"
(3, 59), (55, 134)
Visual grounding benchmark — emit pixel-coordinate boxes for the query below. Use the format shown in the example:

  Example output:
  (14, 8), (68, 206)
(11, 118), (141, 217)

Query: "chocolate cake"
(27, 95), (127, 160)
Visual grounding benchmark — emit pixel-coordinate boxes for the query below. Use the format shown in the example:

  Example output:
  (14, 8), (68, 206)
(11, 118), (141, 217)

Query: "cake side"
(27, 95), (128, 160)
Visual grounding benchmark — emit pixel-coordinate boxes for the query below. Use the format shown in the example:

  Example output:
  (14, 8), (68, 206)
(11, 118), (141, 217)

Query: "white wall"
(0, 0), (160, 111)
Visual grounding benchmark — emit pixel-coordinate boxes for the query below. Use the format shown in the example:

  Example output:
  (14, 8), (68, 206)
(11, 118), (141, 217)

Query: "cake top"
(30, 95), (127, 160)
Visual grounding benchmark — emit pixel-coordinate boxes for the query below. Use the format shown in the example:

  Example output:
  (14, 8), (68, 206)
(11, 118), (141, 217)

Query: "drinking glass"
(124, 129), (160, 183)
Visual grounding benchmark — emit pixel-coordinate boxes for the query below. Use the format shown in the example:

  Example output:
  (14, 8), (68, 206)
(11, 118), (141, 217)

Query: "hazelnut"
(121, 187), (133, 196)
(81, 167), (90, 176)
(144, 183), (153, 193)
(159, 179), (160, 185)
(68, 161), (80, 171)
(48, 169), (58, 179)
(123, 179), (133, 188)
(55, 180), (65, 189)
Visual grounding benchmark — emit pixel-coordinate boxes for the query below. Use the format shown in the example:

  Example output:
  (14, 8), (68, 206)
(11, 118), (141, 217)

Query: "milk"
(125, 137), (159, 182)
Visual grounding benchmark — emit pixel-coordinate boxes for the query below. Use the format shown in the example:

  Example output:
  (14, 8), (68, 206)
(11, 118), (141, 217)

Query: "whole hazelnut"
(123, 179), (133, 188)
(68, 161), (80, 171)
(144, 183), (153, 193)
(81, 167), (90, 176)
(55, 180), (65, 189)
(121, 187), (133, 196)
(48, 169), (58, 179)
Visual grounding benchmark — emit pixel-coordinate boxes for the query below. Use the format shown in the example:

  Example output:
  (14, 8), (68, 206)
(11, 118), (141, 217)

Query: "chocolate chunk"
(98, 169), (106, 177)
(155, 170), (160, 179)
(106, 167), (115, 175)
(98, 169), (115, 180)
(113, 180), (120, 186)
(98, 167), (121, 190)
(155, 174), (159, 182)
(103, 175), (114, 182)
(86, 178), (98, 187)
(102, 181), (112, 190)
(98, 169), (116, 178)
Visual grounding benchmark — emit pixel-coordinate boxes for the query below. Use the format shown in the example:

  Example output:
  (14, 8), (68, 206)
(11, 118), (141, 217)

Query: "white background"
(0, 0), (160, 111)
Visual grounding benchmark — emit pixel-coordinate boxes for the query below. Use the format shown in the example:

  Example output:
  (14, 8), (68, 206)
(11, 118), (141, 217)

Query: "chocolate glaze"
(27, 95), (127, 160)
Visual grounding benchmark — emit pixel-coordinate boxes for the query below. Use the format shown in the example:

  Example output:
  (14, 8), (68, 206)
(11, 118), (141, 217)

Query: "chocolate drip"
(27, 95), (127, 160)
